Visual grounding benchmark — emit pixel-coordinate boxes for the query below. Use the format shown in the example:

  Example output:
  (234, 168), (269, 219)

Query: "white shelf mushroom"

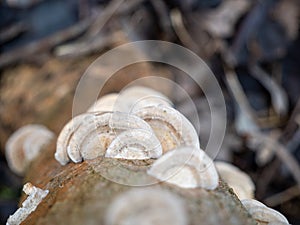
(6, 183), (49, 225)
(105, 188), (188, 225)
(66, 112), (112, 163)
(55, 112), (159, 164)
(5, 124), (55, 175)
(105, 129), (162, 159)
(148, 146), (219, 190)
(241, 199), (289, 225)
(55, 114), (88, 165)
(215, 161), (255, 199)
(134, 105), (200, 153)
(87, 93), (119, 112)
(115, 86), (173, 113)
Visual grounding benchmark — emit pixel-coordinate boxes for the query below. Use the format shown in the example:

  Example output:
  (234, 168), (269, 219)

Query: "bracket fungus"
(6, 183), (49, 225)
(55, 114), (88, 165)
(105, 188), (188, 225)
(55, 111), (159, 164)
(66, 112), (112, 163)
(115, 86), (173, 112)
(87, 93), (119, 112)
(134, 105), (200, 153)
(241, 199), (289, 225)
(215, 161), (255, 199)
(147, 146), (219, 189)
(5, 124), (55, 175)
(105, 129), (162, 159)
(55, 87), (196, 164)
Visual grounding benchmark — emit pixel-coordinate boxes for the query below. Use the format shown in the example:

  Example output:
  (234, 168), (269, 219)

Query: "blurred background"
(0, 0), (300, 224)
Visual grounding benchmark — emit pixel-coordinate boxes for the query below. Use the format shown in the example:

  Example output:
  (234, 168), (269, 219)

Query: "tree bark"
(18, 142), (257, 225)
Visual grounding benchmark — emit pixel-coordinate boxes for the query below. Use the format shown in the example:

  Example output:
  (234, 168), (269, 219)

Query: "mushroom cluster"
(55, 86), (202, 168)
(54, 86), (220, 190)
(55, 112), (162, 164)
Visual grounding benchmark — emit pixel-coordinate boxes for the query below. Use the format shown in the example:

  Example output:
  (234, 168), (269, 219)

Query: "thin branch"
(264, 185), (300, 207)
(86, 0), (125, 38)
(54, 31), (125, 57)
(150, 0), (174, 39)
(55, 0), (145, 57)
(283, 98), (300, 138)
(249, 65), (288, 116)
(0, 22), (28, 45)
(0, 18), (92, 68)
(224, 67), (259, 135)
(250, 132), (300, 188)
(80, 0), (145, 38)
(0, 0), (146, 68)
(170, 9), (199, 53)
(225, 68), (256, 116)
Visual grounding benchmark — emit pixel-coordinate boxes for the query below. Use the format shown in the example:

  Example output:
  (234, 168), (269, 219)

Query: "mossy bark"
(20, 142), (257, 225)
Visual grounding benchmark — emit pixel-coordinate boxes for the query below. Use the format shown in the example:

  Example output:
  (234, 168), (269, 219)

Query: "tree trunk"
(18, 142), (256, 225)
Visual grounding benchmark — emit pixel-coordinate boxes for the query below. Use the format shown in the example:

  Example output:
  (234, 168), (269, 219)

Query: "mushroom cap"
(115, 86), (173, 113)
(148, 146), (219, 190)
(215, 161), (255, 199)
(5, 124), (54, 175)
(134, 105), (200, 153)
(87, 93), (119, 112)
(55, 114), (88, 165)
(67, 112), (112, 163)
(105, 129), (162, 160)
(241, 199), (289, 224)
(105, 188), (188, 225)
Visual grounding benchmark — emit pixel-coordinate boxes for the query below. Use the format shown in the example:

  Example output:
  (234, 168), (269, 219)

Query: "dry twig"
(249, 65), (288, 116)
(264, 185), (300, 207)
(224, 67), (258, 135)
(249, 132), (300, 188)
(0, 18), (92, 67)
(170, 9), (199, 53)
(0, 22), (28, 45)
(55, 0), (145, 57)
